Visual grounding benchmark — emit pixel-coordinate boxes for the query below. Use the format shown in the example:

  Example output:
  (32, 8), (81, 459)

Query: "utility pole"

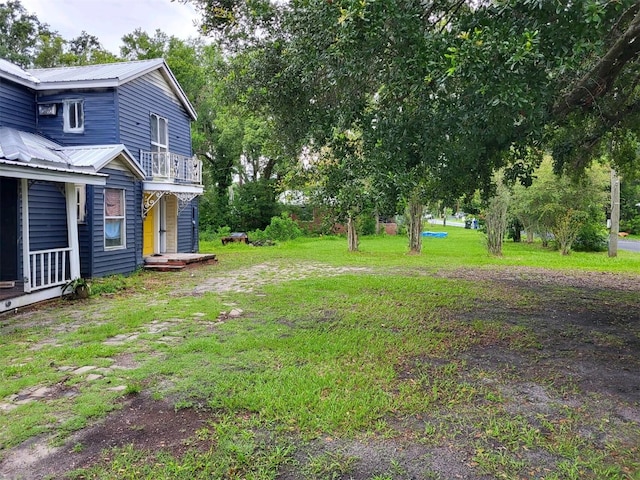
(609, 168), (620, 257)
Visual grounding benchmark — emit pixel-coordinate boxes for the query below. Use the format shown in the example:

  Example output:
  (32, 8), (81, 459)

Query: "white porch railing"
(140, 151), (202, 184)
(27, 247), (71, 293)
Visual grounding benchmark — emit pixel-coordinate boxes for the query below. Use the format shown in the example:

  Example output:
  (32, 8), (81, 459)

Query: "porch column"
(21, 178), (31, 293)
(65, 183), (81, 279)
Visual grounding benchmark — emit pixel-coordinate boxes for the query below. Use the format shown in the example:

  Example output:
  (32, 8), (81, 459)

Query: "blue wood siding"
(89, 168), (141, 277)
(177, 198), (199, 253)
(78, 185), (93, 279)
(117, 72), (195, 256)
(134, 181), (144, 269)
(36, 89), (118, 145)
(28, 181), (68, 251)
(0, 79), (36, 131)
(117, 77), (192, 163)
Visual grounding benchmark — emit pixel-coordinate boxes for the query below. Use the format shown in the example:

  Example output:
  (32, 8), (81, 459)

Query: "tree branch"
(553, 6), (640, 119)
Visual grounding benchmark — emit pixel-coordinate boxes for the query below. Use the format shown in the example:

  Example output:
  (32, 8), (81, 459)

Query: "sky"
(20, 0), (203, 55)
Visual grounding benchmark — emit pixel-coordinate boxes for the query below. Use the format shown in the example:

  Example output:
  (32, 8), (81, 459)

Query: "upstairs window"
(104, 188), (125, 249)
(64, 99), (84, 133)
(150, 113), (168, 152)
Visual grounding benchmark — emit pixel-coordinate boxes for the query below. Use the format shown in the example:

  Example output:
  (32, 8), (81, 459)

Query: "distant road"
(618, 239), (640, 253)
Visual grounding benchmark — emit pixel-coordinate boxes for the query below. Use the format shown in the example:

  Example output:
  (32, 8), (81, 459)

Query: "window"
(75, 184), (86, 223)
(150, 113), (168, 152)
(64, 99), (84, 133)
(104, 188), (125, 249)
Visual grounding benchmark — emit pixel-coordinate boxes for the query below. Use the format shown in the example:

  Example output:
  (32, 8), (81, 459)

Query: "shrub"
(620, 217), (640, 235)
(358, 213), (377, 236)
(249, 228), (268, 242)
(573, 222), (608, 252)
(264, 213), (303, 241)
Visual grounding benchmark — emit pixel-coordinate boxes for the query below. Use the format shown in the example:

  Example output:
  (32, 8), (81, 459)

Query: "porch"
(143, 253), (217, 271)
(0, 282), (66, 314)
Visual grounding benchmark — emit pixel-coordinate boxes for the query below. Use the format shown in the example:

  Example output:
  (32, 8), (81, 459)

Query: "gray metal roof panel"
(0, 59), (39, 86)
(0, 127), (69, 164)
(27, 58), (164, 84)
(62, 144), (145, 179)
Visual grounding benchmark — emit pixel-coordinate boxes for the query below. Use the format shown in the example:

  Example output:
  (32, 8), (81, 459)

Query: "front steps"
(143, 253), (217, 272)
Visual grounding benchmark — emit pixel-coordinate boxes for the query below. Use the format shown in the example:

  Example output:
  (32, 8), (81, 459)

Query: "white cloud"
(21, 0), (202, 55)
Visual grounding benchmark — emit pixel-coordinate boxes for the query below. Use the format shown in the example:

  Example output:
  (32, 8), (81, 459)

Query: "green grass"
(1, 231), (639, 478)
(203, 227), (640, 272)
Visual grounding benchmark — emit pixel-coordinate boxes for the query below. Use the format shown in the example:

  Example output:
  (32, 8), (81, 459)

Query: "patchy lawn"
(1, 235), (639, 479)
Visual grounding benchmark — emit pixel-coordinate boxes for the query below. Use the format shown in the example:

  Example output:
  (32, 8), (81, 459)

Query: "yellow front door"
(143, 205), (155, 256)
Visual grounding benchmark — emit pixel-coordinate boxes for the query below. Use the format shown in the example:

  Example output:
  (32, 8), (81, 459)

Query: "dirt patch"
(0, 394), (209, 480)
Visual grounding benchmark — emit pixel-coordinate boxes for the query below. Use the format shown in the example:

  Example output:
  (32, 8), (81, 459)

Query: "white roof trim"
(0, 159), (107, 185)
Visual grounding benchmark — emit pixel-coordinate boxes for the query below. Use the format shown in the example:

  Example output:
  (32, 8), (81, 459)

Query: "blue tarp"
(421, 231), (448, 238)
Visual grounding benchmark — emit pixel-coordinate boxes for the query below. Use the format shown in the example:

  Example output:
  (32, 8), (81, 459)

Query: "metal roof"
(28, 58), (163, 84)
(0, 59), (39, 85)
(62, 144), (145, 179)
(0, 127), (70, 165)
(0, 127), (144, 179)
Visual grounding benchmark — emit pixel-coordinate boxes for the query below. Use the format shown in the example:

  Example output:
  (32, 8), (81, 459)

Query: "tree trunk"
(407, 198), (423, 254)
(609, 168), (620, 257)
(347, 215), (359, 252)
(525, 227), (534, 243)
(485, 188), (509, 256)
(375, 209), (381, 235)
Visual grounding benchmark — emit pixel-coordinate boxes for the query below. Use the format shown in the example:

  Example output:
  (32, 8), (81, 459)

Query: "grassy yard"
(1, 229), (639, 479)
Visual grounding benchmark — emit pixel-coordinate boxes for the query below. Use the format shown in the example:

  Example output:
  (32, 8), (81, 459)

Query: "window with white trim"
(104, 188), (125, 249)
(75, 184), (86, 223)
(63, 99), (84, 133)
(150, 113), (168, 152)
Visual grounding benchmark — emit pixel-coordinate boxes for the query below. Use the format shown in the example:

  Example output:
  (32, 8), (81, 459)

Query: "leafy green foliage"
(511, 158), (608, 253)
(0, 0), (48, 66)
(264, 213), (303, 241)
(230, 179), (280, 231)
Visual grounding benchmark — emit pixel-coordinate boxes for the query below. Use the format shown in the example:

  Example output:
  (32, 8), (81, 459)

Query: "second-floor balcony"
(140, 151), (202, 185)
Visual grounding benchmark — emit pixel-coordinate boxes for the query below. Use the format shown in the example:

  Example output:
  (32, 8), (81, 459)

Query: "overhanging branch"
(553, 5), (640, 119)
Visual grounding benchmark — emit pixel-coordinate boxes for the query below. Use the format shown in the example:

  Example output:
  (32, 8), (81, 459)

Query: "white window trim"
(104, 188), (126, 250)
(150, 113), (169, 152)
(63, 99), (84, 133)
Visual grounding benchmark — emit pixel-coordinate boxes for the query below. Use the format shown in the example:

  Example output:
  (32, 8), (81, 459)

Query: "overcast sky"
(21, 0), (203, 55)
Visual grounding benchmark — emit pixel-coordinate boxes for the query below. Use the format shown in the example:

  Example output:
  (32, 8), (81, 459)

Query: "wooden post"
(608, 168), (620, 257)
(21, 179), (31, 292)
(65, 183), (81, 279)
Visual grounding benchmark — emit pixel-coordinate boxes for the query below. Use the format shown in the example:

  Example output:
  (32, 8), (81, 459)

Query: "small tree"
(484, 183), (510, 256)
(406, 193), (424, 254)
(542, 206), (589, 255)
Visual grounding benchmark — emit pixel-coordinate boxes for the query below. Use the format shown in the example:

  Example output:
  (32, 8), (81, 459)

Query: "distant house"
(0, 58), (203, 313)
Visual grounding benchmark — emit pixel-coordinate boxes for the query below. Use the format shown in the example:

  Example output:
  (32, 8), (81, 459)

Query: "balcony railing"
(27, 247), (71, 293)
(140, 151), (202, 185)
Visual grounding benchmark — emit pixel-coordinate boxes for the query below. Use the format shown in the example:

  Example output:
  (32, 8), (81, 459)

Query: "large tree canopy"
(190, 0), (640, 184)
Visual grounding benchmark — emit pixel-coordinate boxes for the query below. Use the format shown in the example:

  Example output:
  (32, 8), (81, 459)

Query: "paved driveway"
(618, 239), (640, 253)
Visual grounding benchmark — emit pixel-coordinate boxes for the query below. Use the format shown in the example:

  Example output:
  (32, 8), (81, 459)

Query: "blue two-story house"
(0, 58), (203, 313)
